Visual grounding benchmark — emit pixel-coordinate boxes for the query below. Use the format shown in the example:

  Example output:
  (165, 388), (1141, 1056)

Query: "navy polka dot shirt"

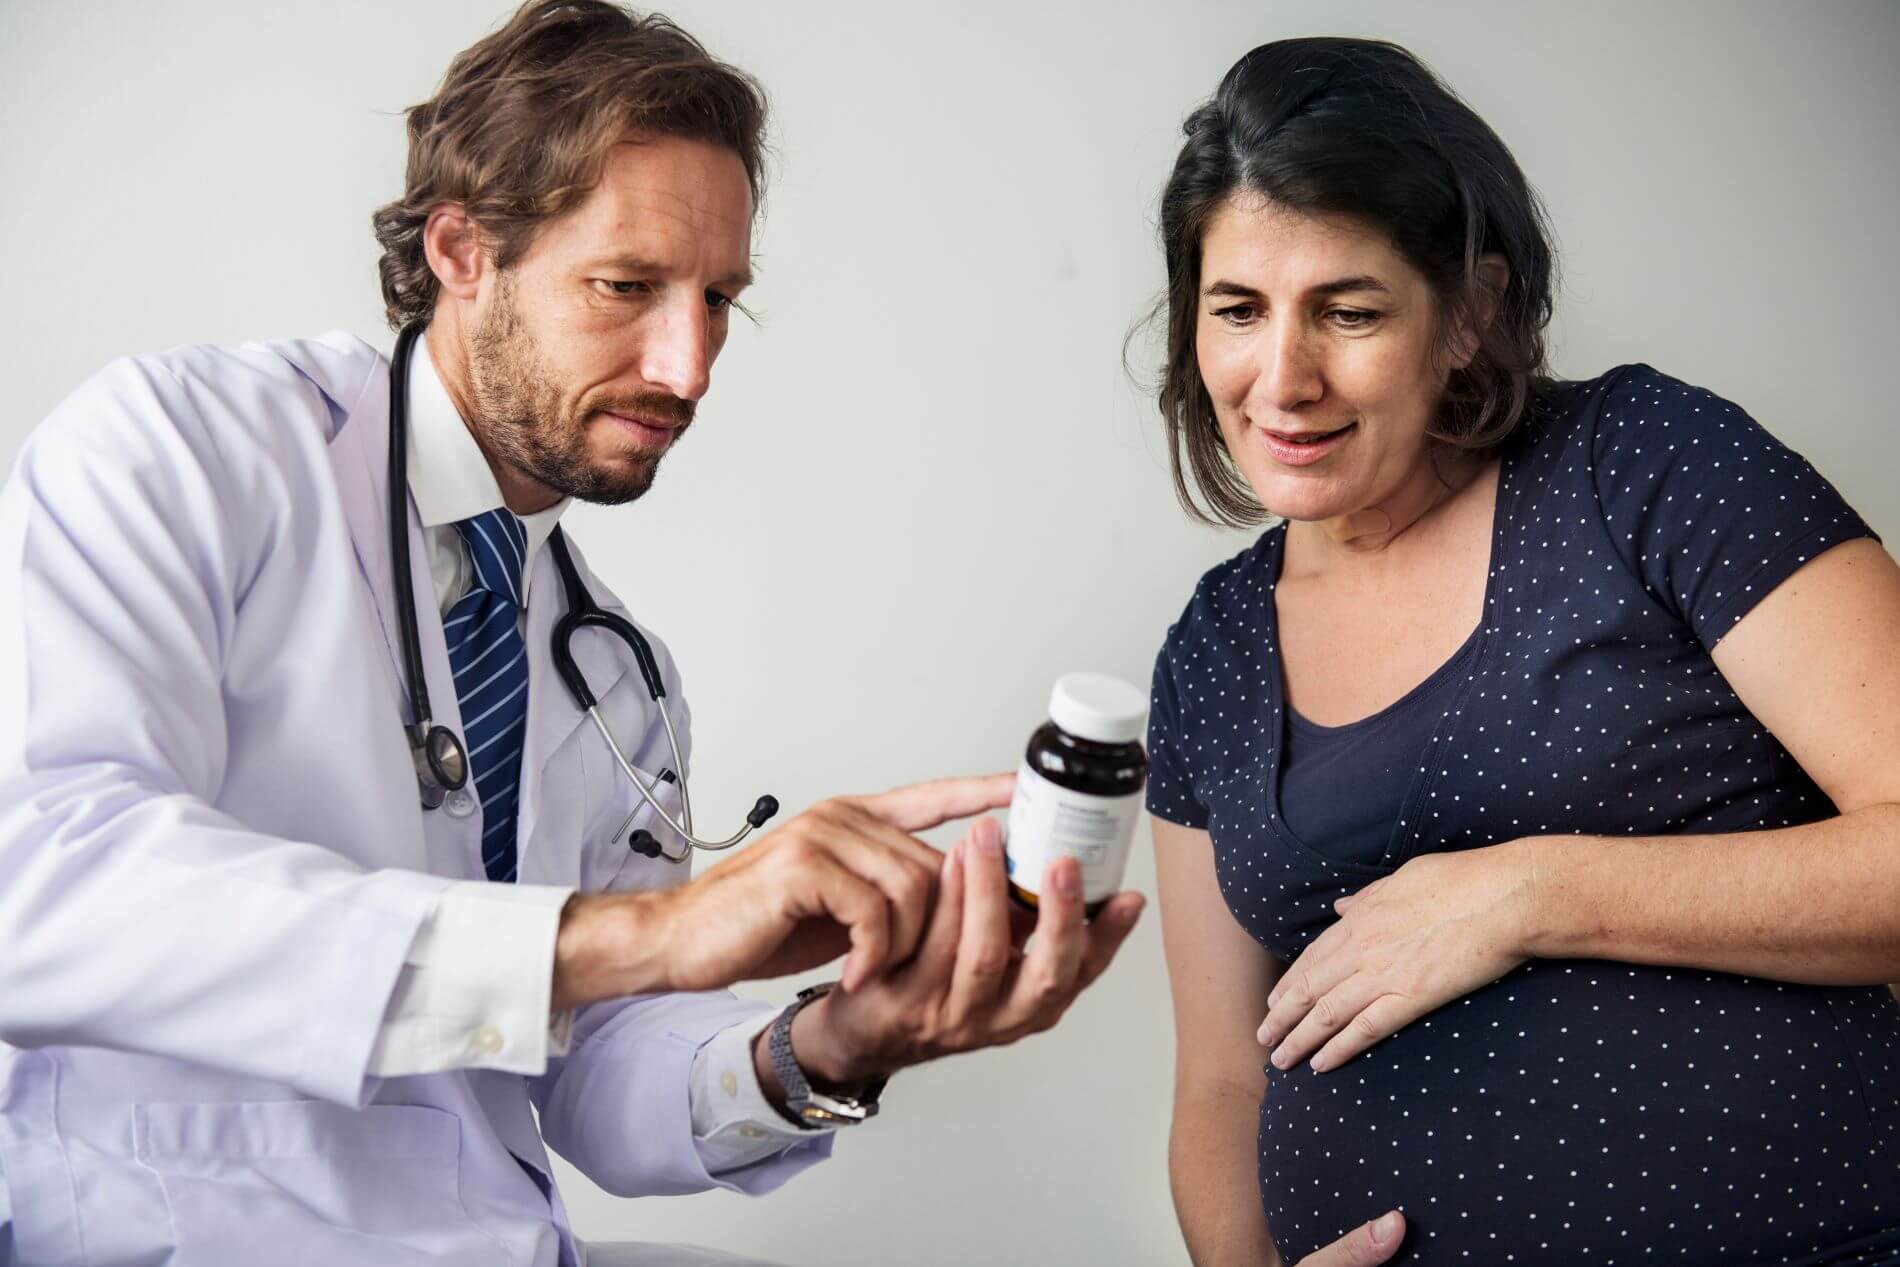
(1148, 366), (1900, 1264)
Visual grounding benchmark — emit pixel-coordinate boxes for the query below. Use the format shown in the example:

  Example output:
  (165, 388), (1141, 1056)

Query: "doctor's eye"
(599, 280), (652, 298)
(705, 291), (734, 314)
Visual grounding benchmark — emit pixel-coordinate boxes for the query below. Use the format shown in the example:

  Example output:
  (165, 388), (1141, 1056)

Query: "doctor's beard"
(465, 274), (694, 506)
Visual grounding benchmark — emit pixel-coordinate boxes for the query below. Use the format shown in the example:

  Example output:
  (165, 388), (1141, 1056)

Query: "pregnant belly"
(1257, 963), (1900, 1266)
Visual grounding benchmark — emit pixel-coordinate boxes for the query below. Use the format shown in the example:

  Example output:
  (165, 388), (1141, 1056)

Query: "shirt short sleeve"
(1590, 366), (1878, 649)
(1146, 635), (1209, 828)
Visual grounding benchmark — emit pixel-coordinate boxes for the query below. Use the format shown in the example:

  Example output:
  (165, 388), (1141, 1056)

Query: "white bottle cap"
(1049, 672), (1148, 745)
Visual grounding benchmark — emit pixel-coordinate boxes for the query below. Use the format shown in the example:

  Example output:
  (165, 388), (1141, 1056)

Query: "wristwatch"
(767, 982), (887, 1128)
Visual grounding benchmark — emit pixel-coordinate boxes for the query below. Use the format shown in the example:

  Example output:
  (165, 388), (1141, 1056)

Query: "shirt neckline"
(1256, 455), (1514, 871)
(1285, 626), (1482, 738)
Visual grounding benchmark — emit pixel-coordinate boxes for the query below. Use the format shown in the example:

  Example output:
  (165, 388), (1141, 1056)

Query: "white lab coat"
(0, 334), (827, 1266)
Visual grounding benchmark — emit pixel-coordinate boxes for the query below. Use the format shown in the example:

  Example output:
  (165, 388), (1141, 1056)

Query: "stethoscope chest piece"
(411, 723), (469, 810)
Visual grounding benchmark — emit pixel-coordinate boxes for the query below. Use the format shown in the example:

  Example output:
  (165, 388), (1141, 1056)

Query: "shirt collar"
(405, 336), (570, 577)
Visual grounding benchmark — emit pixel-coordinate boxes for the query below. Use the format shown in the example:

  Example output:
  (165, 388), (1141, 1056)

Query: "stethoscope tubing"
(593, 708), (753, 858)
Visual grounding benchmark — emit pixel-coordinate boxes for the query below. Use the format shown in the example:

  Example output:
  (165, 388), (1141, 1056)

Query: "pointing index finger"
(848, 773), (1016, 833)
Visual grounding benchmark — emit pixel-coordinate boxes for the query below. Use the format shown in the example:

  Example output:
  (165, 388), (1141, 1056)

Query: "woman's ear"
(421, 203), (486, 303)
(1449, 254), (1511, 370)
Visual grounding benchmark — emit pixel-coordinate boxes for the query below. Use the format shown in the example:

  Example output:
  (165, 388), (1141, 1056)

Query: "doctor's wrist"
(551, 891), (674, 1011)
(751, 992), (880, 1105)
(792, 991), (887, 1089)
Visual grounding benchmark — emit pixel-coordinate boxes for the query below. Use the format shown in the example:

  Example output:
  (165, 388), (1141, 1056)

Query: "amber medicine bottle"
(1004, 673), (1148, 918)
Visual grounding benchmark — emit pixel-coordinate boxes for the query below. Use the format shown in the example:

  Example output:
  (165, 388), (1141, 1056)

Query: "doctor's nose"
(636, 300), (714, 403)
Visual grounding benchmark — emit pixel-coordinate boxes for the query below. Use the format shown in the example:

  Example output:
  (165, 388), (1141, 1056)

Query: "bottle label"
(1004, 761), (1142, 904)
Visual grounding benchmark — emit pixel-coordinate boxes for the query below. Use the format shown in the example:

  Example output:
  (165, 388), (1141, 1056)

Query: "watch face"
(798, 1091), (877, 1126)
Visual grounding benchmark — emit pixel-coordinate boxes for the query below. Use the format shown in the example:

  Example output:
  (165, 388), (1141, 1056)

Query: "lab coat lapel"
(326, 366), (465, 747)
(517, 541), (629, 879)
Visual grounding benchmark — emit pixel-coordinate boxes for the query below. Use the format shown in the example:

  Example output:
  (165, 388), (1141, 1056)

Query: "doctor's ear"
(421, 204), (487, 303)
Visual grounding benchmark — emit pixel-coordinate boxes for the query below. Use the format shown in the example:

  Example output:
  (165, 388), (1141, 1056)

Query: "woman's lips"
(1256, 421), (1356, 467)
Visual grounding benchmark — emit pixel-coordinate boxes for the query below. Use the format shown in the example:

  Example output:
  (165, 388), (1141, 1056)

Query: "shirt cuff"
(688, 1006), (842, 1175)
(367, 881), (575, 1077)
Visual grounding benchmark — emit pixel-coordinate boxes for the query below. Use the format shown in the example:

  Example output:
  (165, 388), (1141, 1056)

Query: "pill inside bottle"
(1004, 672), (1149, 920)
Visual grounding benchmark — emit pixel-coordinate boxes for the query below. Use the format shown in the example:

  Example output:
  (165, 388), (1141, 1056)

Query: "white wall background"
(3, 2), (1896, 1263)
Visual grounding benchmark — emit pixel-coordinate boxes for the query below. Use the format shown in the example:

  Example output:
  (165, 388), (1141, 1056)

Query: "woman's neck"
(1296, 449), (1484, 565)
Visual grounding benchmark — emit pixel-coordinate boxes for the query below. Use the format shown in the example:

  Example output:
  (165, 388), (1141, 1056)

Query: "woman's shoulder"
(1507, 362), (1872, 643)
(1510, 362), (1841, 506)
(1509, 363), (1752, 465)
(1157, 526), (1283, 656)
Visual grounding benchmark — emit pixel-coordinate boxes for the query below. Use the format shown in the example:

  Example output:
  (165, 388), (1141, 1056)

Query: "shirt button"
(738, 1124), (766, 1140)
(719, 1071), (739, 1098)
(445, 790), (476, 819)
(472, 1025), (505, 1054)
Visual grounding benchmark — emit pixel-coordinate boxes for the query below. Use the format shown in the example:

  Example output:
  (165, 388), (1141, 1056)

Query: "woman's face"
(1195, 196), (1453, 524)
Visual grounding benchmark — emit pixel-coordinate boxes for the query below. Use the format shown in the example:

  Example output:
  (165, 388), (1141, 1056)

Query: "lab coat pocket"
(578, 749), (689, 893)
(133, 1099), (510, 1267)
(574, 685), (689, 893)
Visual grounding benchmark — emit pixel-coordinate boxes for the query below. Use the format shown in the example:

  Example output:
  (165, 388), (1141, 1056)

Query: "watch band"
(767, 982), (886, 1129)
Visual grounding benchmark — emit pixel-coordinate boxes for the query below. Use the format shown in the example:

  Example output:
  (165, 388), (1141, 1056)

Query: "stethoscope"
(389, 321), (778, 862)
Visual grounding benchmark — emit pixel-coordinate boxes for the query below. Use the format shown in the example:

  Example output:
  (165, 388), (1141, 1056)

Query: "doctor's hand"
(766, 816), (1145, 1090)
(1255, 842), (1537, 1074)
(551, 775), (1013, 1010)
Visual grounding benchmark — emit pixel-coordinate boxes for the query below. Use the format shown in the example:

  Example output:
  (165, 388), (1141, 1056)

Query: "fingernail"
(1053, 860), (1081, 897)
(1268, 1045), (1288, 1069)
(1256, 1024), (1274, 1047)
(1310, 1052), (1331, 1073)
(1371, 1211), (1401, 1245)
(974, 823), (1002, 856)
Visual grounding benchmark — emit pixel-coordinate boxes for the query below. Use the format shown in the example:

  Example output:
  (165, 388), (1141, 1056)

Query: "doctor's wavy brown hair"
(372, 0), (767, 330)
(1149, 38), (1557, 527)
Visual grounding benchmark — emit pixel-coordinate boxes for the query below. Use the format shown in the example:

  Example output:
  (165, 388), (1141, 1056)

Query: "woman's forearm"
(1520, 802), (1900, 983)
(1171, 1084), (1279, 1267)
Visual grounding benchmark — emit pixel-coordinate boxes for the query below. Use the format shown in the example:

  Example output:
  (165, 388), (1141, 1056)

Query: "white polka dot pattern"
(1147, 366), (1898, 1263)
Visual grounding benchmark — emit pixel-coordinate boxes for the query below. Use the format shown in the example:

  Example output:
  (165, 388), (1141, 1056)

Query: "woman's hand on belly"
(1256, 841), (1537, 1072)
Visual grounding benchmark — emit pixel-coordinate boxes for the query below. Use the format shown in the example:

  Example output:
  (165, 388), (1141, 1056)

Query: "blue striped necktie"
(444, 509), (530, 883)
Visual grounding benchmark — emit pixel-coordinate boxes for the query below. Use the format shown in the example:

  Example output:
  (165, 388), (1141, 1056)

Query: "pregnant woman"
(1145, 38), (1900, 1266)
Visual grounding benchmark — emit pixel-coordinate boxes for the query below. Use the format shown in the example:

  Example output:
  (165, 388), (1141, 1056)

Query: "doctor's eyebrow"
(584, 254), (753, 290)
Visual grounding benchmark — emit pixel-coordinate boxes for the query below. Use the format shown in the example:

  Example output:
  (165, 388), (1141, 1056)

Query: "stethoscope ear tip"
(747, 796), (779, 828)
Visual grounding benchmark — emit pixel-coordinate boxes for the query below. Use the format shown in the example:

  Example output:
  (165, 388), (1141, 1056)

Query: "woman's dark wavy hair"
(1152, 38), (1556, 527)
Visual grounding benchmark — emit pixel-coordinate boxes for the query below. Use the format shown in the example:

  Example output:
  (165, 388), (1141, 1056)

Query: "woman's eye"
(1328, 307), (1381, 330)
(706, 292), (734, 313)
(1213, 303), (1258, 326)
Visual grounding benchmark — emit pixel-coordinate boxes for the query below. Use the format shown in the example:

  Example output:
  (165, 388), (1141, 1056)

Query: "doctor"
(0, 4), (1148, 1265)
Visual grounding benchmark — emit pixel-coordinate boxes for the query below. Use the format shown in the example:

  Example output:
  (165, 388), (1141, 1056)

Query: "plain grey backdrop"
(4, 2), (1897, 1263)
